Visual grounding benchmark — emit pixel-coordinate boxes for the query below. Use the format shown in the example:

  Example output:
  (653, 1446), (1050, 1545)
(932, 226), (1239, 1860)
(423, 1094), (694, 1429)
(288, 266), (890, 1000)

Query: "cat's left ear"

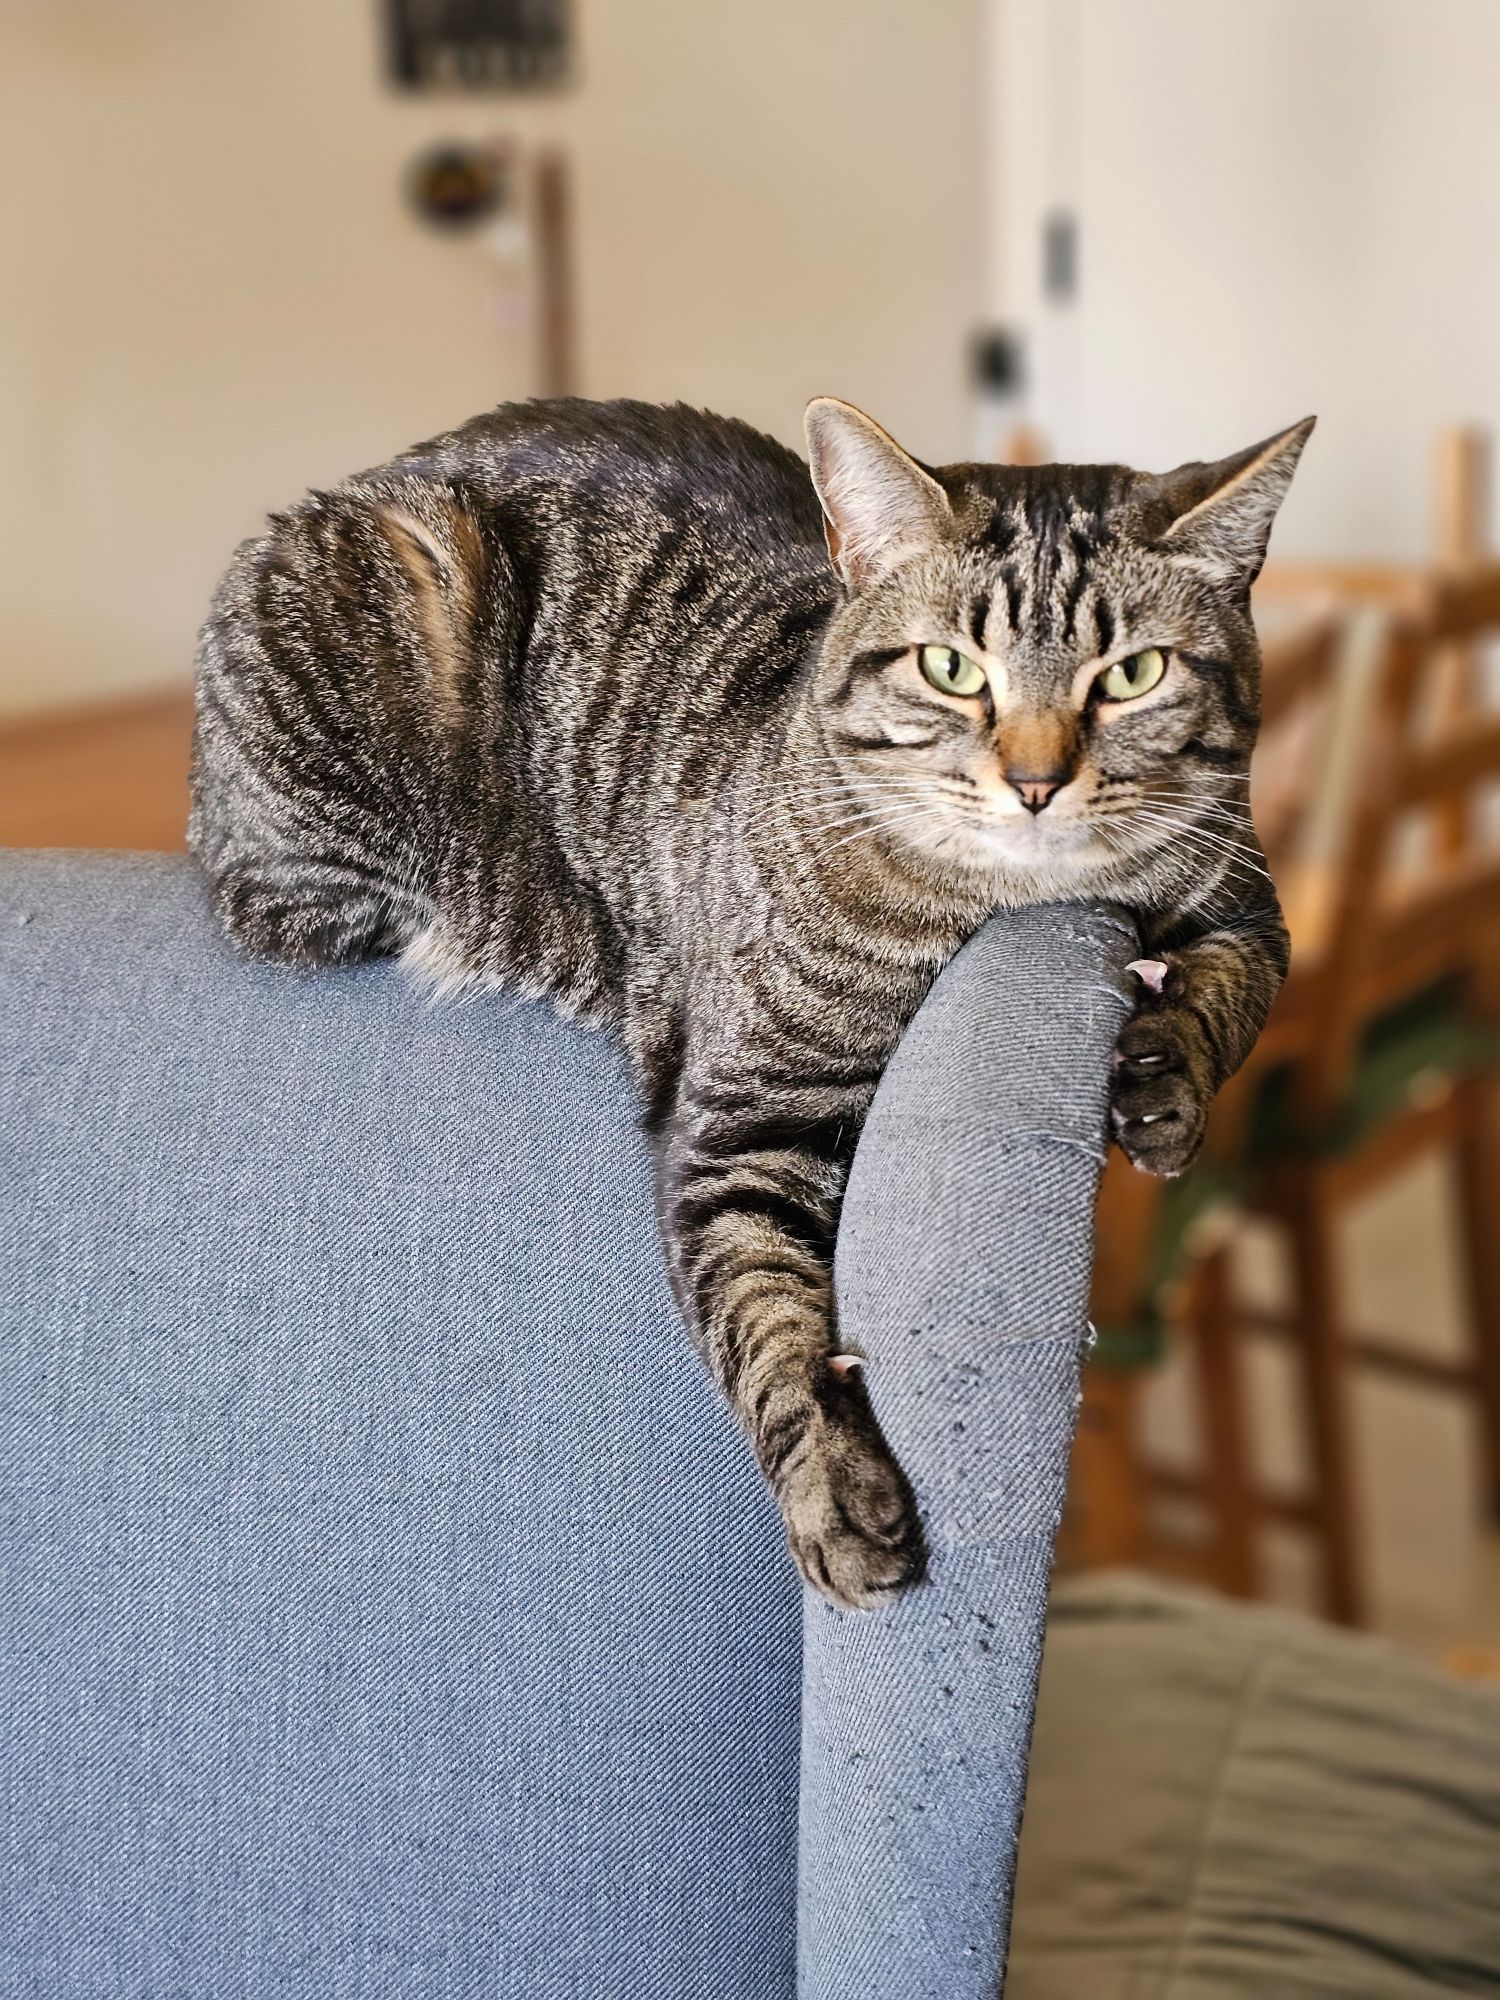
(1150, 417), (1316, 589)
(805, 397), (953, 587)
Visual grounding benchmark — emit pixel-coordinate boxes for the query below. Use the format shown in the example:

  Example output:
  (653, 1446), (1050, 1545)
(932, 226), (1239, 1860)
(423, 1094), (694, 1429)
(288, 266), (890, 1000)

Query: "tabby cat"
(191, 396), (1310, 1608)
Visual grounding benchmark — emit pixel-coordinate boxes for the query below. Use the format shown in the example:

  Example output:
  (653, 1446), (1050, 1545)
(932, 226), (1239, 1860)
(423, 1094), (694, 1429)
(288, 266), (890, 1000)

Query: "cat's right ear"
(804, 398), (953, 588)
(1149, 418), (1316, 590)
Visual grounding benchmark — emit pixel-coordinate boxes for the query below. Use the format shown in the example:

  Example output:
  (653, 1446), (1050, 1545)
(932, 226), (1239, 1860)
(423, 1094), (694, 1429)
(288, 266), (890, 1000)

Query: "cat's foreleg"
(654, 1098), (924, 1609)
(1110, 871), (1290, 1176)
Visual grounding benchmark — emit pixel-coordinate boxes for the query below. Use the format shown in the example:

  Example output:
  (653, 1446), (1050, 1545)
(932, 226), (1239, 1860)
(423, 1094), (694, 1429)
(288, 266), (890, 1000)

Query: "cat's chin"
(894, 810), (1113, 901)
(955, 813), (1107, 875)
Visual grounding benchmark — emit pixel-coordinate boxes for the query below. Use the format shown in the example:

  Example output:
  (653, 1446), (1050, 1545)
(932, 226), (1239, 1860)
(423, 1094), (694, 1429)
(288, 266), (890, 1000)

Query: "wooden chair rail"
(1254, 560), (1429, 612)
(1379, 859), (1500, 981)
(1236, 1309), (1479, 1393)
(1401, 716), (1500, 809)
(1421, 558), (1500, 642)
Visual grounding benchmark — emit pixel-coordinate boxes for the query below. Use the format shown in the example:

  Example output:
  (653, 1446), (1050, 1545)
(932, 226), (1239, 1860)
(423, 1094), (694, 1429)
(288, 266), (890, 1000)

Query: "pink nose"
(1008, 774), (1064, 814)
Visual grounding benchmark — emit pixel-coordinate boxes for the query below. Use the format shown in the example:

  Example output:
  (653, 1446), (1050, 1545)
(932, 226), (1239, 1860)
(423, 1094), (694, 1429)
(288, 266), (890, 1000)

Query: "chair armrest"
(799, 903), (1136, 1998)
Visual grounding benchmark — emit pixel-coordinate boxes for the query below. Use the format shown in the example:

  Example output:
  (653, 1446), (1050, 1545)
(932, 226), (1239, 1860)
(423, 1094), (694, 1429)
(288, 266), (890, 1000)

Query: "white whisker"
(801, 796), (952, 837)
(1121, 807), (1275, 885)
(823, 803), (964, 854)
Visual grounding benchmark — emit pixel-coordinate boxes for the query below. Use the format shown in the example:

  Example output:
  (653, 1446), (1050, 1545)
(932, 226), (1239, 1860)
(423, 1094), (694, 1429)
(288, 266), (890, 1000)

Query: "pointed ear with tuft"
(804, 397), (954, 588)
(1149, 416), (1316, 590)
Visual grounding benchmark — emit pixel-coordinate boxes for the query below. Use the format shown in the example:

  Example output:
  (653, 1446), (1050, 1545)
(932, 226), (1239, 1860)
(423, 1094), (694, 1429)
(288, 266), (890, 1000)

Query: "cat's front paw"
(780, 1418), (924, 1611)
(1110, 1002), (1212, 1177)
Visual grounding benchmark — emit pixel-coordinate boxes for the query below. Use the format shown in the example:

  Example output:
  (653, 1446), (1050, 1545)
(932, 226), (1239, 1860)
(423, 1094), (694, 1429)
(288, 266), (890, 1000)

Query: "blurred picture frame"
(382, 0), (573, 92)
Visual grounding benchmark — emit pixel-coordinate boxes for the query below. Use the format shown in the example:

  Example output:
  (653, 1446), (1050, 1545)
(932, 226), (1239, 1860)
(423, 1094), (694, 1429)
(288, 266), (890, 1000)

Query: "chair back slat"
(1278, 578), (1500, 1123)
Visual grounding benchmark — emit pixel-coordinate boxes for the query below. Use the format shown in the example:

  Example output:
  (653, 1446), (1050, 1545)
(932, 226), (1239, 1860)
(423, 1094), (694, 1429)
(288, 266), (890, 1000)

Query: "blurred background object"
(381, 0), (574, 93)
(2, 0), (1498, 1662)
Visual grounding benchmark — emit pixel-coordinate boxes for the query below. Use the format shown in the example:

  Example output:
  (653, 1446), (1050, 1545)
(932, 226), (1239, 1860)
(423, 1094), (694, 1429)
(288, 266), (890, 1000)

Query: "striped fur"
(191, 396), (1311, 1607)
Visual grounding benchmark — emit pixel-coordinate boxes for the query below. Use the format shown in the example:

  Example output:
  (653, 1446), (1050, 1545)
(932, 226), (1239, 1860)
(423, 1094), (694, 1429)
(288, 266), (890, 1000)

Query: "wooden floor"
(0, 687), (194, 851)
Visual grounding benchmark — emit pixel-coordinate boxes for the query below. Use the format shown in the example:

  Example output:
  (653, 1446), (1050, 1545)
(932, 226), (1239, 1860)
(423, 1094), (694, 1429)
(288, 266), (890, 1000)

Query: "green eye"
(1097, 647), (1167, 701)
(919, 645), (986, 697)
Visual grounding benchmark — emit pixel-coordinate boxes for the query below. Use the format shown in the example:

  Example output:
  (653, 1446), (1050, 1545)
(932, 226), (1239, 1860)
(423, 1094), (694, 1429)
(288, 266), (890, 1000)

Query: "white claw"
(1128, 957), (1169, 994)
(828, 1353), (865, 1378)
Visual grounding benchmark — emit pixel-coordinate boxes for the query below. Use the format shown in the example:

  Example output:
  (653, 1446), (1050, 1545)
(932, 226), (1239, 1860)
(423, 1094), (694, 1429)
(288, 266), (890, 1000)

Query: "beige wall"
(572, 0), (984, 456)
(991, 0), (1500, 559)
(0, 0), (983, 719)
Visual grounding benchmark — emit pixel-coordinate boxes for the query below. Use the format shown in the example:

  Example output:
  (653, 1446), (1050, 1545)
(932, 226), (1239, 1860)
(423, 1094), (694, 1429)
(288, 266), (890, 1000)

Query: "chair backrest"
(1274, 562), (1500, 1123)
(2, 851), (803, 2000)
(5, 850), (1138, 2000)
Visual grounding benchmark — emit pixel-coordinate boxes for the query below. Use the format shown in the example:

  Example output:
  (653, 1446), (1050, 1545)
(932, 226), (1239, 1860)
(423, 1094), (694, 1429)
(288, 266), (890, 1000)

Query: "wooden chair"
(1206, 563), (1500, 1623)
(1068, 612), (1343, 1592)
(1105, 561), (1500, 1623)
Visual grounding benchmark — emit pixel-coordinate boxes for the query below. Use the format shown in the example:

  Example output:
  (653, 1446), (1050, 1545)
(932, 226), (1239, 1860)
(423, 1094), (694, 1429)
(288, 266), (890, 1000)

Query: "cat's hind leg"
(205, 853), (412, 969)
(190, 692), (420, 969)
(189, 490), (453, 971)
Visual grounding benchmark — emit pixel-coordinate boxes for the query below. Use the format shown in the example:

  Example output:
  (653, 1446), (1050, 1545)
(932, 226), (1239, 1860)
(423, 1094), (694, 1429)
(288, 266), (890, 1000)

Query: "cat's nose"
(1006, 772), (1066, 814)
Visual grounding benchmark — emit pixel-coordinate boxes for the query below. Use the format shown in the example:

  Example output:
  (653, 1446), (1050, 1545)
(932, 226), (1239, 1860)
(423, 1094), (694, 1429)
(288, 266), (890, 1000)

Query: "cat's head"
(802, 398), (1313, 904)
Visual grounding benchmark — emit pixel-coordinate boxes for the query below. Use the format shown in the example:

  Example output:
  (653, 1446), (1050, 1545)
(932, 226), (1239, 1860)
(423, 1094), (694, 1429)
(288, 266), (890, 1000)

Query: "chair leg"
(1182, 1244), (1259, 1598)
(1283, 1181), (1366, 1625)
(1455, 1076), (1500, 1518)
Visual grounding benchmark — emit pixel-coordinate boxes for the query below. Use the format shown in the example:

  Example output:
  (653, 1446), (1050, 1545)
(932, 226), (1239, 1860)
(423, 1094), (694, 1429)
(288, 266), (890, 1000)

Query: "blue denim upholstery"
(803, 907), (1133, 1997)
(1, 852), (1130, 1998)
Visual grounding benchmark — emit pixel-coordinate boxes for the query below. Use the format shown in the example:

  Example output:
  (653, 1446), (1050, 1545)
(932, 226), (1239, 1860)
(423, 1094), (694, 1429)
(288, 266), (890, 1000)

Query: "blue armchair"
(2, 851), (1132, 1998)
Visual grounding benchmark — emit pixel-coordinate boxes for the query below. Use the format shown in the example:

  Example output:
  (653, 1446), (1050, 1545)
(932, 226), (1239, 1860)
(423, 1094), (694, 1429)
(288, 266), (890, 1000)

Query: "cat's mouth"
(967, 812), (1104, 864)
(822, 770), (1125, 879)
(896, 793), (1114, 875)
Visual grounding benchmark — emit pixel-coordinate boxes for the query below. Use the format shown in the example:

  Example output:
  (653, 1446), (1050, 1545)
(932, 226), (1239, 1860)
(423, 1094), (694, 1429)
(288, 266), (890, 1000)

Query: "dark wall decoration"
(405, 142), (510, 229)
(382, 0), (573, 91)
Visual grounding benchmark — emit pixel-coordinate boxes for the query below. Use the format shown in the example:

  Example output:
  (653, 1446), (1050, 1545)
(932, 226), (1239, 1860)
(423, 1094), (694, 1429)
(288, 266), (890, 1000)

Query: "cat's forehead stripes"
(1093, 597), (1115, 657)
(996, 565), (1024, 635)
(977, 483), (1121, 657)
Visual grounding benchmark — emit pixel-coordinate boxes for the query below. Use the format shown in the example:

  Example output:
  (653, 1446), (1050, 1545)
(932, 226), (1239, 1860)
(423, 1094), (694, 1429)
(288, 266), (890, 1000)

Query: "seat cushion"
(1010, 1574), (1500, 1998)
(1, 852), (800, 2000)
